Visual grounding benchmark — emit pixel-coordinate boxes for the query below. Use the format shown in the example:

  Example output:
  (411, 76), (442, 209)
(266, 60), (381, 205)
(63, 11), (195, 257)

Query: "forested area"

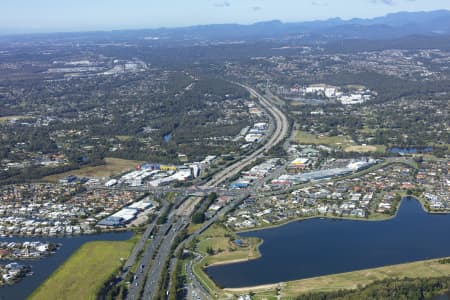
(0, 56), (252, 181)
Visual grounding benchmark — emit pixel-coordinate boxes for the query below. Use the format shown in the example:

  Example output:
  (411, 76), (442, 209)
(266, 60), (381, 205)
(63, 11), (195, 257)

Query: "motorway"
(205, 84), (289, 188)
(116, 83), (288, 299)
(171, 84), (288, 299)
(141, 216), (188, 299)
(125, 196), (186, 300)
(119, 216), (160, 281)
(125, 217), (168, 299)
(116, 84), (415, 299)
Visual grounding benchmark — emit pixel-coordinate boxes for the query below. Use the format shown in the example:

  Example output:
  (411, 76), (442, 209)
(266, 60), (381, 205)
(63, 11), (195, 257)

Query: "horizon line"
(0, 8), (448, 38)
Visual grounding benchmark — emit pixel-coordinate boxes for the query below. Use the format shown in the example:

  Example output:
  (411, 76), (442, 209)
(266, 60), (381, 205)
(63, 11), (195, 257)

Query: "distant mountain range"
(152, 10), (450, 42)
(3, 10), (450, 44)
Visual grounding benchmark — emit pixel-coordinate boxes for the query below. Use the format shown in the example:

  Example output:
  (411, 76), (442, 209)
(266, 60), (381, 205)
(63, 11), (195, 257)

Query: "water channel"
(0, 231), (132, 300)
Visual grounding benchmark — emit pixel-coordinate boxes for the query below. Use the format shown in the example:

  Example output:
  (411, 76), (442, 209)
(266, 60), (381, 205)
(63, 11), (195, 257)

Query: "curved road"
(205, 84), (289, 187)
(122, 83), (288, 299)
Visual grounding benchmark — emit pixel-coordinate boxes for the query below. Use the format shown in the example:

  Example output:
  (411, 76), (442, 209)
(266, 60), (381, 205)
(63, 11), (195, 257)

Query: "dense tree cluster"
(0, 64), (251, 182)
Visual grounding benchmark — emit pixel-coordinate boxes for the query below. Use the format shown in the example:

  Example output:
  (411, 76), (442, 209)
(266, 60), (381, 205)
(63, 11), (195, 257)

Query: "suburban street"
(4, 7), (450, 300)
(117, 82), (288, 299)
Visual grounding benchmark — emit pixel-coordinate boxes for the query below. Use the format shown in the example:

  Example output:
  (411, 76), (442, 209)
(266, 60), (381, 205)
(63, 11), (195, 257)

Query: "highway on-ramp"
(122, 83), (289, 299)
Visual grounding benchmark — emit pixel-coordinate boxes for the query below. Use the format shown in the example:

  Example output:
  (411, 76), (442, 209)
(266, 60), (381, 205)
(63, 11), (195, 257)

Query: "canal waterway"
(0, 231), (132, 300)
(207, 198), (450, 288)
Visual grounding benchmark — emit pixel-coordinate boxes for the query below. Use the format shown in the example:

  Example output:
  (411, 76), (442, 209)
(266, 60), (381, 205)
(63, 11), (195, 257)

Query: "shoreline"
(225, 282), (281, 293)
(195, 196), (450, 296)
(234, 196), (449, 235)
(0, 227), (132, 239)
(205, 239), (264, 268)
(221, 256), (450, 293)
(28, 238), (136, 300)
(1, 231), (135, 300)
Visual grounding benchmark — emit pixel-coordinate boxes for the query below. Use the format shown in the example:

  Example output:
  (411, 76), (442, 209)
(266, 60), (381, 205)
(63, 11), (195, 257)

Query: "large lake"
(207, 198), (450, 288)
(0, 231), (132, 300)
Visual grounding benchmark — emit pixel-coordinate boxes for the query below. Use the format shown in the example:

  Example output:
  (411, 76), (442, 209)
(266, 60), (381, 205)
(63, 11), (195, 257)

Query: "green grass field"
(281, 257), (450, 297)
(344, 144), (386, 153)
(193, 224), (450, 299)
(29, 238), (136, 300)
(43, 157), (142, 181)
(222, 257), (450, 299)
(197, 224), (260, 265)
(294, 130), (355, 148)
(187, 223), (203, 235)
(193, 196), (450, 299)
(192, 224), (261, 296)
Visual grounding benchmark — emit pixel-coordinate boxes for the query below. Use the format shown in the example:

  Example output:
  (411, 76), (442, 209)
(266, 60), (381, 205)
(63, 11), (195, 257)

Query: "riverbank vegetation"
(196, 197), (450, 299)
(197, 224), (260, 267)
(295, 276), (450, 300)
(191, 223), (261, 296)
(219, 257), (450, 299)
(29, 236), (138, 300)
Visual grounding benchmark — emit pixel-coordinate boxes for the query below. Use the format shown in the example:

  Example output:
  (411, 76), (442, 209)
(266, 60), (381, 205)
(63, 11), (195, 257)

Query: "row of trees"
(192, 192), (218, 224)
(297, 276), (450, 300)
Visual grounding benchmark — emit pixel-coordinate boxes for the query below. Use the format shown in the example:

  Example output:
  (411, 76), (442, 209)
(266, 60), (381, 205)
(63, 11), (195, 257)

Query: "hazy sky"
(2, 0), (450, 34)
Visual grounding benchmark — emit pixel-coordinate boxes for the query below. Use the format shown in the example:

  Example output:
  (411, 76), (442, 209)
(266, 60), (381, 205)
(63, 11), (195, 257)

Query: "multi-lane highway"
(205, 83), (289, 187)
(168, 84), (288, 299)
(118, 83), (288, 299)
(119, 217), (159, 281)
(125, 218), (170, 299)
(125, 196), (186, 300)
(141, 216), (188, 299)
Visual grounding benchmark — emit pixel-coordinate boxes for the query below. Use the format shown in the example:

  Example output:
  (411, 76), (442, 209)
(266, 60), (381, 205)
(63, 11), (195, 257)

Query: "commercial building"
(105, 179), (118, 187)
(288, 158), (310, 173)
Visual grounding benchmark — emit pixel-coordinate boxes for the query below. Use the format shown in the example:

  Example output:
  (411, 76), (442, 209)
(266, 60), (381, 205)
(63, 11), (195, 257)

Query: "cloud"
(370, 0), (394, 4)
(370, 0), (416, 5)
(251, 6), (262, 11)
(311, 1), (329, 6)
(214, 1), (231, 8)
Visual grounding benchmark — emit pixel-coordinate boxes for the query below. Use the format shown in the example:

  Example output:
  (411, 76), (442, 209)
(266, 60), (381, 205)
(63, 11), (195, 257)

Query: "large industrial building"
(97, 199), (154, 227)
